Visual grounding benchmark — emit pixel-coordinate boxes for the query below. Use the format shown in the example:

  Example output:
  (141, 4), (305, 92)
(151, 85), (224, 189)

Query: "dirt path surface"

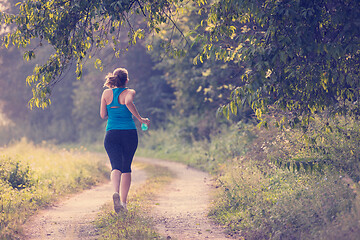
(23, 157), (231, 240)
(22, 167), (147, 240)
(136, 157), (232, 240)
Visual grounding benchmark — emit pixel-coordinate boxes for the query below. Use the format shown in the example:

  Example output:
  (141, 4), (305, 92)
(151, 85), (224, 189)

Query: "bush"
(0, 158), (34, 189)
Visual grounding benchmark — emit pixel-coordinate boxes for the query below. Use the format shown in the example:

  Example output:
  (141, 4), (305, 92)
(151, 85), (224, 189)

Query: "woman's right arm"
(100, 90), (108, 119)
(125, 89), (150, 125)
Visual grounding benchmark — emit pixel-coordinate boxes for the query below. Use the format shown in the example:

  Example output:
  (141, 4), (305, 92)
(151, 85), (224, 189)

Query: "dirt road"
(22, 167), (147, 240)
(23, 157), (231, 240)
(138, 157), (231, 240)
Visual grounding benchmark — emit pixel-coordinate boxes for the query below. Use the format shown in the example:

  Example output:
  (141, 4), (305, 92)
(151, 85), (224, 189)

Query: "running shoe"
(112, 192), (122, 213)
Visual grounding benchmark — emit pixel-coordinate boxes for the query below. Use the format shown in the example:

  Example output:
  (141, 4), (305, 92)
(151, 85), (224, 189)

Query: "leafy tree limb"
(198, 0), (360, 127)
(0, 0), (191, 108)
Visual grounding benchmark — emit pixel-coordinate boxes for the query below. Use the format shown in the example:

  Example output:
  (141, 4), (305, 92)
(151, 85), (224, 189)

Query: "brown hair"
(104, 68), (129, 88)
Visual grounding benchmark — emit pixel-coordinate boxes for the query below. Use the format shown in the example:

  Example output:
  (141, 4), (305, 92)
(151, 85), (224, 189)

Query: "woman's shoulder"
(103, 88), (113, 94)
(102, 88), (113, 99)
(125, 88), (136, 94)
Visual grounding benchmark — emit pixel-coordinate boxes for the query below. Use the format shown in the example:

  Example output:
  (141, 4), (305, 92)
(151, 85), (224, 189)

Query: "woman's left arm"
(100, 91), (108, 119)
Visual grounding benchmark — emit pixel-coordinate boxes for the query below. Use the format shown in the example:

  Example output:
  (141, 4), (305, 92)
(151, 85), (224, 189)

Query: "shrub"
(0, 158), (34, 190)
(138, 118), (256, 173)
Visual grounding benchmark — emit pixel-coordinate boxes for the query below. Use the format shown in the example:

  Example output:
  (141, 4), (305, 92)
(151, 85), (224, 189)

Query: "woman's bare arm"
(125, 89), (150, 125)
(100, 90), (109, 119)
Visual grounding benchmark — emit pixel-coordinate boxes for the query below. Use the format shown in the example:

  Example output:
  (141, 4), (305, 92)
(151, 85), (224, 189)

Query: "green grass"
(137, 122), (256, 174)
(94, 162), (174, 240)
(136, 116), (360, 239)
(210, 159), (359, 239)
(0, 138), (109, 240)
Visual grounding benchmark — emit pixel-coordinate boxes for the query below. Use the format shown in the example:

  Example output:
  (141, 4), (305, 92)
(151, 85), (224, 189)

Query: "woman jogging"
(100, 67), (150, 212)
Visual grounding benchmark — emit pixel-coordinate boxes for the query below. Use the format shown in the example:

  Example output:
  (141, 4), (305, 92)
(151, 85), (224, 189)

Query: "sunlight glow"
(0, 111), (13, 126)
(0, 0), (10, 35)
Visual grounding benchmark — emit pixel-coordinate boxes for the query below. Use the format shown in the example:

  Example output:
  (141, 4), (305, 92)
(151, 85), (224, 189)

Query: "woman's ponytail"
(104, 68), (128, 88)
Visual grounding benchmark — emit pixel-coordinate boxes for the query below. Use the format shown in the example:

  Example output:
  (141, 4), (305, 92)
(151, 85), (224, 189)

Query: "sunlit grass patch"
(137, 122), (255, 174)
(95, 163), (174, 240)
(96, 203), (163, 240)
(0, 138), (108, 239)
(210, 158), (358, 239)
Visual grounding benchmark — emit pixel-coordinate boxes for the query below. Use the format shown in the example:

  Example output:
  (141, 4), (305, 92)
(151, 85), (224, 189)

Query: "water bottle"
(141, 123), (148, 131)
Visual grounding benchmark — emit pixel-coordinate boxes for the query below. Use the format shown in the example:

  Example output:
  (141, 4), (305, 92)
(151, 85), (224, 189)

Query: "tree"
(144, 1), (252, 140)
(2, 0), (359, 130)
(196, 0), (360, 128)
(0, 0), (190, 108)
(1, 0), (182, 143)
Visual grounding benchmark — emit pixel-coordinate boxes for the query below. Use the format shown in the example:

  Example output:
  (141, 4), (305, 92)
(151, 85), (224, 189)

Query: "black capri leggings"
(104, 129), (138, 173)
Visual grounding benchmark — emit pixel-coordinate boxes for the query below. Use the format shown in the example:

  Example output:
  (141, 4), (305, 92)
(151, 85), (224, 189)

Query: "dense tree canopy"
(1, 0), (359, 129)
(198, 0), (360, 127)
(0, 0), (189, 108)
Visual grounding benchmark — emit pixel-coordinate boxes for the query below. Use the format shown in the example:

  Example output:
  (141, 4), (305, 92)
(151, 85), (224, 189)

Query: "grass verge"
(136, 122), (255, 174)
(136, 117), (360, 239)
(0, 138), (109, 240)
(94, 162), (174, 239)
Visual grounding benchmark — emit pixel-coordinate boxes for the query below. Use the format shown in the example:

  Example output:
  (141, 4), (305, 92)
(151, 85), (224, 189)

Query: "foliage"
(0, 159), (33, 189)
(268, 116), (360, 182)
(0, 139), (108, 239)
(0, 44), (33, 122)
(148, 1), (252, 122)
(26, 69), (78, 143)
(0, 0), (191, 109)
(0, 40), (79, 144)
(196, 0), (360, 126)
(2, 0), (360, 132)
(0, 34), (173, 144)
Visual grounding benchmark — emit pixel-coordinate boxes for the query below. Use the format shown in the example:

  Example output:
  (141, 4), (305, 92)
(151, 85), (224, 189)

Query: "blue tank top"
(106, 88), (136, 131)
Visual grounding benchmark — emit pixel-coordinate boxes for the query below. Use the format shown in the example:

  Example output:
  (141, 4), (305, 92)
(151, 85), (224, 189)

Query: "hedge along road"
(22, 157), (233, 240)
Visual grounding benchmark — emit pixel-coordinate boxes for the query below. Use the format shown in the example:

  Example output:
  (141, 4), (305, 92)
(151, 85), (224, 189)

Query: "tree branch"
(136, 0), (147, 17)
(162, 9), (189, 47)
